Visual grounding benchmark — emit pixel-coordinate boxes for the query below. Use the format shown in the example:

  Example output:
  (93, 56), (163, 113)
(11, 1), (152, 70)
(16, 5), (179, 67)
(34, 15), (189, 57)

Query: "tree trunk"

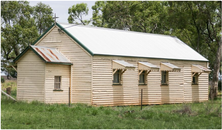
(209, 40), (221, 100)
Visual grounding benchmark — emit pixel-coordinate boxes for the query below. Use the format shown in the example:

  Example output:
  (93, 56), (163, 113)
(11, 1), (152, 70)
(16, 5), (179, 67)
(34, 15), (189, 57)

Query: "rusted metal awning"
(31, 45), (72, 65)
(192, 65), (211, 73)
(112, 60), (135, 69)
(138, 62), (159, 72)
(160, 62), (181, 72)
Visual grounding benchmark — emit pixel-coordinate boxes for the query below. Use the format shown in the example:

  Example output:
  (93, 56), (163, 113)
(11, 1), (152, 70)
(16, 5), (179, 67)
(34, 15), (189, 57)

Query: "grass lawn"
(1, 81), (222, 129)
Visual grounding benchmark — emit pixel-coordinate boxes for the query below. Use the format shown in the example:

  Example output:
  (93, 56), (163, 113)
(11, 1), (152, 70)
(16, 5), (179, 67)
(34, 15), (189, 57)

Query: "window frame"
(192, 73), (199, 85)
(113, 69), (122, 85)
(139, 70), (147, 85)
(54, 76), (62, 90)
(161, 71), (169, 85)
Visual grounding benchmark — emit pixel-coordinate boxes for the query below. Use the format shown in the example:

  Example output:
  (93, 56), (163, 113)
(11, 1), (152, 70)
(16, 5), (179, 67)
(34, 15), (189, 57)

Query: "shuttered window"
(54, 76), (61, 89)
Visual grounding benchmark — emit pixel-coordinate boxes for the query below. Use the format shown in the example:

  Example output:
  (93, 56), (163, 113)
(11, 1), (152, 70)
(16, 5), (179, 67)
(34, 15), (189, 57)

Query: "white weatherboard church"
(14, 22), (211, 106)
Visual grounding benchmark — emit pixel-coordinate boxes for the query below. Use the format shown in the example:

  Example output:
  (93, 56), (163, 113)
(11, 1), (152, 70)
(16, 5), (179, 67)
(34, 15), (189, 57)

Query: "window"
(192, 73), (198, 85)
(139, 71), (147, 85)
(161, 71), (168, 85)
(113, 70), (121, 84)
(54, 76), (61, 90)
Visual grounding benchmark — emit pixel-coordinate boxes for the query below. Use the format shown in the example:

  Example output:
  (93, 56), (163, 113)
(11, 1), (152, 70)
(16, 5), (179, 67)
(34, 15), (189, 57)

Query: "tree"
(1, 1), (39, 77)
(68, 3), (90, 25)
(102, 1), (134, 30)
(129, 1), (168, 33)
(101, 1), (168, 34)
(1, 1), (54, 77)
(166, 1), (221, 99)
(33, 2), (54, 35)
(92, 1), (107, 27)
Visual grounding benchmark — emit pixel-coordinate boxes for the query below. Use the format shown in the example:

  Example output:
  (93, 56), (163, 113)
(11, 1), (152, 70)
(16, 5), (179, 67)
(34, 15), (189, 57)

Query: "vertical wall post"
(69, 65), (72, 107)
(141, 89), (143, 110)
(69, 87), (70, 107)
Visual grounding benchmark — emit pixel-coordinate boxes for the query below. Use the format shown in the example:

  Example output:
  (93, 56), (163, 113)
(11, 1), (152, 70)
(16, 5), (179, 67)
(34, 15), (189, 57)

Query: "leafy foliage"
(68, 3), (90, 25)
(33, 2), (54, 35)
(166, 1), (221, 65)
(100, 1), (169, 33)
(1, 1), (54, 77)
(165, 2), (221, 99)
(1, 1), (37, 77)
(92, 1), (107, 27)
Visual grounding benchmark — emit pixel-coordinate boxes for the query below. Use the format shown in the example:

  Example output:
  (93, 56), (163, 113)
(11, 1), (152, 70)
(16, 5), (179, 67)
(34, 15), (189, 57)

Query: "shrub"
(1, 77), (5, 83)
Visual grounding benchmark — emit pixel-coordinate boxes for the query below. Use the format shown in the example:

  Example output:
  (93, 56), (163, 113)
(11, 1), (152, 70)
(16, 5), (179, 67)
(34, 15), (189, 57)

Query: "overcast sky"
(29, 1), (95, 24)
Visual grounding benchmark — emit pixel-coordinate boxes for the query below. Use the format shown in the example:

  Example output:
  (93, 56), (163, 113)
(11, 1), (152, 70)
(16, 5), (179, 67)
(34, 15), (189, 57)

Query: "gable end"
(56, 23), (94, 56)
(32, 23), (55, 46)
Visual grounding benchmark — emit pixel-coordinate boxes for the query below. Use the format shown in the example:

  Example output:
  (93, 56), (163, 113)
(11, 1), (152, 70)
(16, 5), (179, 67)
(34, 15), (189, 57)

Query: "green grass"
(1, 81), (221, 129)
(1, 95), (221, 129)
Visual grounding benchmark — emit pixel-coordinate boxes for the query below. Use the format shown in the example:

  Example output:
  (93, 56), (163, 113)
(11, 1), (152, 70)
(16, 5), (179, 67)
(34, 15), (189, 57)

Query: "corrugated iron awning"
(192, 65), (211, 73)
(138, 62), (159, 72)
(112, 60), (135, 69)
(160, 62), (181, 72)
(30, 45), (72, 65)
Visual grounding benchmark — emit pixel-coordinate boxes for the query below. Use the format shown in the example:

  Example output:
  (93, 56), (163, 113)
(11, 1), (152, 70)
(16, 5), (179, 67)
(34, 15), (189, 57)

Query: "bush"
(218, 80), (221, 91)
(1, 77), (5, 83)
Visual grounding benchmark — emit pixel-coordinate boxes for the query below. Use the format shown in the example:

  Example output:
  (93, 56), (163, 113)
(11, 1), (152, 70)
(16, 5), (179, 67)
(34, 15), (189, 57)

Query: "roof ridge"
(58, 22), (174, 38)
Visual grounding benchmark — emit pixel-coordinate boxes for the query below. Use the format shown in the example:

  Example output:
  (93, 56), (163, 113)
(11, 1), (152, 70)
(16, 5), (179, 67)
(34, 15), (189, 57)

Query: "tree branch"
(187, 2), (201, 52)
(206, 19), (214, 42)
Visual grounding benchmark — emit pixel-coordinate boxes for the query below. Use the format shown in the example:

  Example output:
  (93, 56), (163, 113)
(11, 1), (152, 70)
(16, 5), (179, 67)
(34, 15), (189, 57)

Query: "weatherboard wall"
(198, 72), (209, 101)
(35, 26), (92, 104)
(17, 50), (45, 102)
(92, 55), (209, 106)
(20, 24), (209, 105)
(44, 64), (70, 103)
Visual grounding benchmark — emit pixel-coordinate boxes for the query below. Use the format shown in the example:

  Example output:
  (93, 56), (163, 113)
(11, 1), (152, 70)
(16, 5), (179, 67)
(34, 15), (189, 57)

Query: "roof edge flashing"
(46, 61), (73, 65)
(94, 54), (208, 62)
